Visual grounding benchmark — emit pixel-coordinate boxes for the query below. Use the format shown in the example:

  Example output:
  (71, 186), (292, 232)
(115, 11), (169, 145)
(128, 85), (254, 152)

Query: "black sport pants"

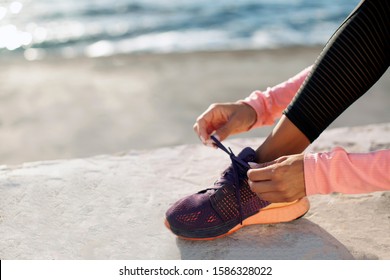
(284, 0), (389, 142)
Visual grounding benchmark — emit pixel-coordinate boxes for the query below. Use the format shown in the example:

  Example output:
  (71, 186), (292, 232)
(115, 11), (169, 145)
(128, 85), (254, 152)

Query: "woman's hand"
(247, 153), (307, 202)
(193, 102), (257, 146)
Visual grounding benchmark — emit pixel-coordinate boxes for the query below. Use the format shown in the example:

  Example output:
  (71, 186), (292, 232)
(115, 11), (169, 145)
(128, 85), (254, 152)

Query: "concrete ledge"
(0, 123), (389, 259)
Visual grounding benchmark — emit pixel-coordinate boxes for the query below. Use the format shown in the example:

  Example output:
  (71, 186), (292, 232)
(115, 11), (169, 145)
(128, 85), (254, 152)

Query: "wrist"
(236, 101), (257, 131)
(255, 115), (310, 163)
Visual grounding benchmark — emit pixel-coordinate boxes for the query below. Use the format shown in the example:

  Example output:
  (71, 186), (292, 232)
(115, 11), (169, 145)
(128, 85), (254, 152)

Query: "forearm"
(305, 148), (390, 195)
(255, 115), (310, 163)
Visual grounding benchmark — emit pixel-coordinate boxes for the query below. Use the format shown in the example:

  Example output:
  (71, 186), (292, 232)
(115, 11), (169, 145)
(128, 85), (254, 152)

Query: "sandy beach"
(0, 47), (389, 165)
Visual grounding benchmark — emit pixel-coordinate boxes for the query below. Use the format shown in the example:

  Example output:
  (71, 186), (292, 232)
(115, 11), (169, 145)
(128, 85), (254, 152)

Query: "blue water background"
(0, 0), (359, 59)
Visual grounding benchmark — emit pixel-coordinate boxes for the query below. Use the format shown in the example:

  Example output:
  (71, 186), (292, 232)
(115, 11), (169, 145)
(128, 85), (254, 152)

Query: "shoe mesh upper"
(211, 183), (268, 221)
(165, 144), (270, 235)
(166, 193), (223, 229)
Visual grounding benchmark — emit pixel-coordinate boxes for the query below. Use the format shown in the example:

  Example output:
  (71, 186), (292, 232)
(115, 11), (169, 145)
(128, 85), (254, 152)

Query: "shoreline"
(0, 45), (323, 62)
(0, 46), (389, 165)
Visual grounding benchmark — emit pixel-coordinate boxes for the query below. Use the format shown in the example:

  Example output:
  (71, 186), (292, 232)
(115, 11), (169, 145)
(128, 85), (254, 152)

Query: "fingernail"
(212, 134), (220, 141)
(200, 136), (206, 144)
(248, 162), (258, 168)
(205, 139), (216, 148)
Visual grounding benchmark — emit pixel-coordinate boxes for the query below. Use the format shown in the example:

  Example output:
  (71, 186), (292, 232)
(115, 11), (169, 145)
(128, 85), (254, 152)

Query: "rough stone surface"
(0, 123), (389, 259)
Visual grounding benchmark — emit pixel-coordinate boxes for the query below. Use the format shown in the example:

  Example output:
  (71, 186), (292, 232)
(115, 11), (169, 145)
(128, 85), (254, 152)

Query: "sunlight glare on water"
(0, 0), (359, 60)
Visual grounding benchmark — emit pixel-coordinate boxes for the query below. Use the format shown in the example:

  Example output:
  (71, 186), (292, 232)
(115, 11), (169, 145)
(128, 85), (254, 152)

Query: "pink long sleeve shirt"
(242, 66), (390, 195)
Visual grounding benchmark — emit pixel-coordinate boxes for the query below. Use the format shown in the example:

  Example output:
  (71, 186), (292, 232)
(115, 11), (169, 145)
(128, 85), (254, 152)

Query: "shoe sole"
(165, 197), (310, 241)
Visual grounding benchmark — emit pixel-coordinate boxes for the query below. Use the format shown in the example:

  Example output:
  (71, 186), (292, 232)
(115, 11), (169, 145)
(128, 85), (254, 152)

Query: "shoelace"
(210, 135), (250, 224)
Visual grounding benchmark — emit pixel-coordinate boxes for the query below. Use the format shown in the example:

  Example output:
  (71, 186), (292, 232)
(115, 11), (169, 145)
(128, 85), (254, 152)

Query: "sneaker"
(165, 136), (310, 240)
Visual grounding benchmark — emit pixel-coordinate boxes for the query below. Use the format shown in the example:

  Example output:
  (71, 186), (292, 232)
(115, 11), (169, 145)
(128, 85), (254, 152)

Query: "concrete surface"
(0, 123), (389, 259)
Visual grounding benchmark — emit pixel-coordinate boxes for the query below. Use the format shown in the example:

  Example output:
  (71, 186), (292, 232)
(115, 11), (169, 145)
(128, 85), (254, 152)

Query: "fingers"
(249, 179), (300, 203)
(193, 102), (257, 147)
(193, 107), (216, 145)
(247, 154), (306, 203)
(247, 166), (279, 201)
(248, 178), (298, 202)
(247, 164), (275, 181)
(193, 117), (210, 144)
(193, 103), (231, 145)
(248, 179), (274, 194)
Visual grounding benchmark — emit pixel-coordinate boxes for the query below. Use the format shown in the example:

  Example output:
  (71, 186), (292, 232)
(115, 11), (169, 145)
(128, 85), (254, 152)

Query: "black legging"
(284, 0), (389, 142)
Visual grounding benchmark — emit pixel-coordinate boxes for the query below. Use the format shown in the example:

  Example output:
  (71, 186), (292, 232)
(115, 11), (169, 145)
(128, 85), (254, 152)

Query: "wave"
(0, 0), (359, 59)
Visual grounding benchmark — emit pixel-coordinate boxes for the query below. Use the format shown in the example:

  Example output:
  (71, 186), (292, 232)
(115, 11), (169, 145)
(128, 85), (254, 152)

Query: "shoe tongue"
(216, 147), (256, 186)
(236, 147), (256, 163)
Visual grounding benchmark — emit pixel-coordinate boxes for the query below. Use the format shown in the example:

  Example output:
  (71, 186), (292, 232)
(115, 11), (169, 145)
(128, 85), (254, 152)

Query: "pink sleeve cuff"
(304, 147), (390, 195)
(241, 66), (312, 129)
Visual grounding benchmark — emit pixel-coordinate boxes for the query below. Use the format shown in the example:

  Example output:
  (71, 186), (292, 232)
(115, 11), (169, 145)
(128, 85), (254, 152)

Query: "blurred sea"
(0, 0), (358, 60)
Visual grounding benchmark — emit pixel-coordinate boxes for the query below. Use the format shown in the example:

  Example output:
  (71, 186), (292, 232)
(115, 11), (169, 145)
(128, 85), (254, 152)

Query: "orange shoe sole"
(165, 197), (310, 241)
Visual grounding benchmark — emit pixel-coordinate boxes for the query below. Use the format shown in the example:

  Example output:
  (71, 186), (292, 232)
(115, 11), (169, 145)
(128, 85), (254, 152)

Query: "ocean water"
(0, 0), (359, 60)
